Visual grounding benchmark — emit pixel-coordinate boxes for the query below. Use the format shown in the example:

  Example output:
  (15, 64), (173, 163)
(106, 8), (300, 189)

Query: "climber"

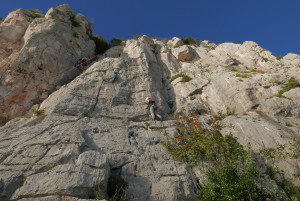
(75, 58), (84, 73)
(81, 56), (90, 67)
(75, 56), (90, 73)
(167, 98), (175, 112)
(143, 97), (162, 121)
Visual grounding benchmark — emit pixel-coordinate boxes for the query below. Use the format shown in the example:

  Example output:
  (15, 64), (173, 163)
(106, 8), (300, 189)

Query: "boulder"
(172, 45), (195, 62)
(167, 37), (184, 48)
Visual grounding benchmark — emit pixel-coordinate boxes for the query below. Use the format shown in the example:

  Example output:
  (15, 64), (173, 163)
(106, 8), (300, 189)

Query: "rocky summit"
(0, 4), (300, 201)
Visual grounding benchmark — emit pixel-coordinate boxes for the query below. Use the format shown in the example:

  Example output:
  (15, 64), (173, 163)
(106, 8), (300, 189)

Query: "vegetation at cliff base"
(164, 113), (275, 200)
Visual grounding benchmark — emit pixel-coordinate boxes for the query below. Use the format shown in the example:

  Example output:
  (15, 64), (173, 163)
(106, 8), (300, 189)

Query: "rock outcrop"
(0, 5), (299, 201)
(0, 4), (95, 124)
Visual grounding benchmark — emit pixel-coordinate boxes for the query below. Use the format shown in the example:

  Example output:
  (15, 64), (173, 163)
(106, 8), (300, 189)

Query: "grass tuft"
(170, 73), (192, 82)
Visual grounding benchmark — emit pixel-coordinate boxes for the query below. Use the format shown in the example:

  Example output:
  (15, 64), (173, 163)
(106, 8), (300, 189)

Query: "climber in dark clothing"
(75, 56), (89, 73)
(75, 58), (84, 73)
(143, 97), (162, 120)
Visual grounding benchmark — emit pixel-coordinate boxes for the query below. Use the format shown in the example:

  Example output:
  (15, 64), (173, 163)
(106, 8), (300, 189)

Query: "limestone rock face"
(0, 4), (95, 125)
(0, 6), (300, 201)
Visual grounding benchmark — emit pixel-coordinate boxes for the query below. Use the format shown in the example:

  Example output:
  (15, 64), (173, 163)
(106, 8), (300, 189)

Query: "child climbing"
(143, 97), (162, 121)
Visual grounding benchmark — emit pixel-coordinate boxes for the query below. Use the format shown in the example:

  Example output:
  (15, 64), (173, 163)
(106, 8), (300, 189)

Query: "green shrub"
(212, 109), (235, 121)
(236, 73), (252, 78)
(26, 9), (43, 19)
(277, 55), (284, 60)
(266, 166), (300, 200)
(285, 122), (292, 127)
(182, 37), (198, 45)
(107, 175), (128, 200)
(164, 113), (274, 200)
(109, 38), (123, 47)
(170, 73), (192, 82)
(164, 114), (244, 165)
(90, 34), (109, 54)
(197, 163), (270, 201)
(278, 77), (300, 97)
(33, 109), (45, 116)
(90, 185), (106, 200)
(70, 15), (81, 27)
(0, 17), (3, 21)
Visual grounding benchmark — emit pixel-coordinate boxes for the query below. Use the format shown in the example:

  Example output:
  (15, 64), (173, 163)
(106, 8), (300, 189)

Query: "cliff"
(0, 4), (299, 201)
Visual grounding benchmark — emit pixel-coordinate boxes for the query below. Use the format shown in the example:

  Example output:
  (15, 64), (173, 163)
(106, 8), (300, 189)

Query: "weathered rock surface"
(0, 5), (300, 201)
(0, 4), (95, 124)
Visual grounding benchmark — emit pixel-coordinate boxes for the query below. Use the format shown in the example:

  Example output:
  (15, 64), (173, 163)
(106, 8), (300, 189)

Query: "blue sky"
(1, 0), (299, 56)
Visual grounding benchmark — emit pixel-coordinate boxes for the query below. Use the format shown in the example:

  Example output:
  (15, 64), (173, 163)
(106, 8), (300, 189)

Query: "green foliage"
(229, 67), (238, 72)
(90, 185), (106, 200)
(164, 113), (271, 200)
(285, 122), (292, 127)
(0, 17), (3, 21)
(90, 34), (109, 54)
(88, 164), (102, 169)
(165, 114), (244, 165)
(236, 73), (253, 78)
(278, 77), (300, 97)
(260, 139), (300, 160)
(277, 55), (284, 60)
(290, 139), (300, 159)
(197, 163), (270, 201)
(170, 73), (192, 83)
(26, 9), (43, 19)
(109, 38), (123, 47)
(182, 37), (198, 45)
(40, 165), (54, 172)
(212, 109), (236, 121)
(90, 178), (128, 201)
(107, 175), (128, 200)
(266, 166), (300, 200)
(83, 113), (92, 118)
(70, 15), (81, 27)
(33, 109), (45, 116)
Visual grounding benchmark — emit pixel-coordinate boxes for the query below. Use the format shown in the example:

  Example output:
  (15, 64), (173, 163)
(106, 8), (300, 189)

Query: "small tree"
(109, 38), (123, 47)
(90, 34), (109, 55)
(182, 37), (198, 45)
